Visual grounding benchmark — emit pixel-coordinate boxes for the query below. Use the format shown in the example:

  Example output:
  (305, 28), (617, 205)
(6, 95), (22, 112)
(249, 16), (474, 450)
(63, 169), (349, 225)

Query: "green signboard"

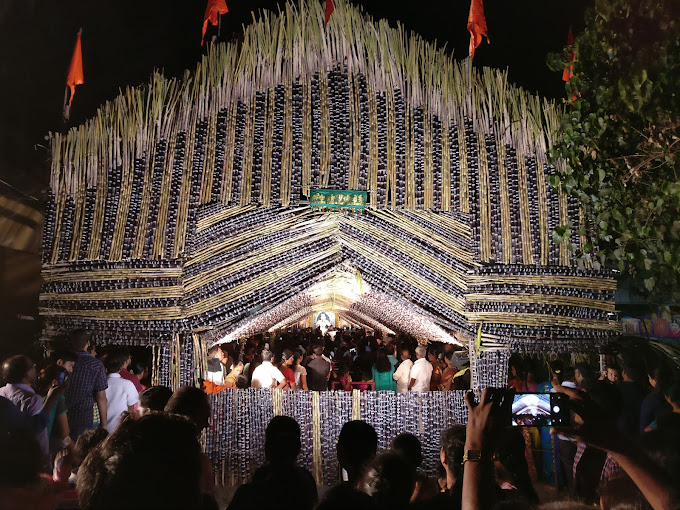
(309, 189), (367, 211)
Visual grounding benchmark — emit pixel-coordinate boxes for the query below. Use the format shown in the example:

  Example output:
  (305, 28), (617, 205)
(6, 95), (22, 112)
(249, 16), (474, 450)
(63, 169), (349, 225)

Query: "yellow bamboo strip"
(41, 286), (184, 302)
(467, 274), (618, 291)
(348, 74), (361, 191)
(174, 115), (197, 259)
(423, 111), (433, 210)
(281, 81), (293, 207)
(260, 89), (275, 207)
(386, 90), (396, 209)
(186, 211), (314, 267)
(405, 108), (415, 209)
(186, 246), (341, 316)
(319, 72), (331, 188)
(352, 389), (361, 420)
(40, 306), (183, 321)
(133, 142), (157, 259)
(272, 389), (283, 416)
(408, 210), (472, 239)
(477, 135), (492, 262)
(87, 121), (109, 260)
(536, 161), (550, 265)
(110, 136), (136, 261)
(69, 161), (86, 261)
(368, 86), (378, 208)
(302, 78), (312, 196)
(340, 234), (466, 313)
(342, 218), (468, 290)
(441, 122), (451, 211)
(171, 334), (181, 392)
(496, 141), (512, 264)
(200, 111), (218, 205)
(370, 209), (477, 265)
(558, 186), (570, 266)
(41, 266), (182, 283)
(465, 293), (616, 312)
(240, 99), (256, 206)
(464, 312), (621, 331)
(220, 102), (237, 204)
(50, 185), (67, 265)
(458, 125), (469, 213)
(153, 130), (177, 258)
(517, 154), (534, 264)
(183, 225), (335, 293)
(195, 205), (257, 233)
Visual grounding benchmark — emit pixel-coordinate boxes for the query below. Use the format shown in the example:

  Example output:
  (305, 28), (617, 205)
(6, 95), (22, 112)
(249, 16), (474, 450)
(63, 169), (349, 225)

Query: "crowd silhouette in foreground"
(1, 329), (680, 510)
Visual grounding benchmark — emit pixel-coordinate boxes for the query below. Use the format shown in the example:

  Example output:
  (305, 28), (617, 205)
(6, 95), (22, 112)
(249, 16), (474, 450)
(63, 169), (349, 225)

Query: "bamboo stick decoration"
(386, 89), (396, 209)
(458, 125), (469, 213)
(441, 122), (451, 212)
(281, 80), (294, 207)
(221, 101), (238, 204)
(535, 161), (550, 265)
(516, 153), (534, 265)
(318, 72), (331, 189)
(301, 78), (312, 196)
(40, 0), (621, 355)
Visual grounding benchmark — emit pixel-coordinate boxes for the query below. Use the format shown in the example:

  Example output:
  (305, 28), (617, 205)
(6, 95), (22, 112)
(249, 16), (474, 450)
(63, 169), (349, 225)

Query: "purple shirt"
(0, 383), (49, 459)
(65, 351), (107, 439)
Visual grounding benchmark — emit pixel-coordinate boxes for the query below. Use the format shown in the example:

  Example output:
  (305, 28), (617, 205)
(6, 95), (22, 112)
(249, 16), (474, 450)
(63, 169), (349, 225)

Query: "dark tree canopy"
(549, 0), (680, 303)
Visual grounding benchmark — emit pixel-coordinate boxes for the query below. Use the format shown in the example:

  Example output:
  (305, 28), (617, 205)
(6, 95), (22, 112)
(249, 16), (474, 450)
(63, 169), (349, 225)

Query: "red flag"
(202, 0), (228, 46)
(324, 0), (335, 29)
(66, 30), (84, 111)
(467, 0), (489, 59)
(562, 27), (577, 82)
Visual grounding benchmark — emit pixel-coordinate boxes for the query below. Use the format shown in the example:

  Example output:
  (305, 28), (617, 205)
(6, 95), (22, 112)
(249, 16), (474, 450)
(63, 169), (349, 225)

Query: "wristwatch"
(463, 449), (483, 463)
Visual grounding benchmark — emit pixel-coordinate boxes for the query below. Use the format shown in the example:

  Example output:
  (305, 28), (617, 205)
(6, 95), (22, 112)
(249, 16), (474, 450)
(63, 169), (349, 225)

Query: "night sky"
(0, 0), (591, 201)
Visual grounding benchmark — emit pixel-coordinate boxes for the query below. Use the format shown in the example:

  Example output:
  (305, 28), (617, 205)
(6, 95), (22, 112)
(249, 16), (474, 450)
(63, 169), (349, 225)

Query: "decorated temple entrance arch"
(40, 0), (618, 484)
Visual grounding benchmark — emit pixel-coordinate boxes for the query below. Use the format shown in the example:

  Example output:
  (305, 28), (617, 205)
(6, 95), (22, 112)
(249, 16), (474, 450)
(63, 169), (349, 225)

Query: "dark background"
(0, 0), (591, 199)
(0, 0), (591, 359)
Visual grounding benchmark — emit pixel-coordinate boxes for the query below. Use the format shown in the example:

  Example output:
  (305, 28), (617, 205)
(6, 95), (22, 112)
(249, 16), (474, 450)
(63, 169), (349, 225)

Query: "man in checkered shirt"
(65, 330), (108, 440)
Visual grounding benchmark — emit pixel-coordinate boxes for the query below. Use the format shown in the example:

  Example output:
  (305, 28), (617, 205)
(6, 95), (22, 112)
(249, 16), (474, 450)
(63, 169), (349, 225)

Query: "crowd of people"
(204, 327), (471, 393)
(2, 327), (680, 510)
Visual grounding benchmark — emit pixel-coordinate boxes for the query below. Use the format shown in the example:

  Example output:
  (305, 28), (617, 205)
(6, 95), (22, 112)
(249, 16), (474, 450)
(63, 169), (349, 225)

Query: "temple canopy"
(41, 0), (618, 354)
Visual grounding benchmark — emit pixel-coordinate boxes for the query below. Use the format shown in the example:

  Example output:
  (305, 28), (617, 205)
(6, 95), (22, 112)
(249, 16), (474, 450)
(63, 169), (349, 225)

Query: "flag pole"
(63, 86), (70, 122)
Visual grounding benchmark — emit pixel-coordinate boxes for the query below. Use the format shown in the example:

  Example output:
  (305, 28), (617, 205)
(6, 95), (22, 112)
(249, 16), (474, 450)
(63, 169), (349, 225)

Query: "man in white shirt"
(409, 346), (433, 392)
(104, 350), (139, 433)
(392, 348), (413, 394)
(251, 350), (288, 389)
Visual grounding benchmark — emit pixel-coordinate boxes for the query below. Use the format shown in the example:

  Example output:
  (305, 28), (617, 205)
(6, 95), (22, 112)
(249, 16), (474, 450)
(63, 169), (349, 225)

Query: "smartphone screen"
(57, 370), (67, 385)
(511, 392), (569, 427)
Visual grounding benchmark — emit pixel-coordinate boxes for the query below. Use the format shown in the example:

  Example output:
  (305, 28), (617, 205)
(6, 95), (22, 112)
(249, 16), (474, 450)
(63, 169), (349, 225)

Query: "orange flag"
(562, 27), (576, 82)
(202, 0), (228, 46)
(324, 0), (335, 29)
(66, 30), (84, 111)
(467, 0), (489, 59)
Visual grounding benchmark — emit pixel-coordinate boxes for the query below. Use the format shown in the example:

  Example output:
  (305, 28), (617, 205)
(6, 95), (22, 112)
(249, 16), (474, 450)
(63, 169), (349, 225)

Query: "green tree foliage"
(548, 0), (680, 302)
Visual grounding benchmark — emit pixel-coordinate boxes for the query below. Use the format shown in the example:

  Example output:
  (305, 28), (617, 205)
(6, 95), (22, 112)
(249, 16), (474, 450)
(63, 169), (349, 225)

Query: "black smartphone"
(511, 392), (570, 427)
(57, 370), (67, 385)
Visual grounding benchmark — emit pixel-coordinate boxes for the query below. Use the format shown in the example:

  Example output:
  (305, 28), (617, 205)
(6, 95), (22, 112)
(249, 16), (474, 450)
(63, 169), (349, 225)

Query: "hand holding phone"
(511, 392), (570, 427)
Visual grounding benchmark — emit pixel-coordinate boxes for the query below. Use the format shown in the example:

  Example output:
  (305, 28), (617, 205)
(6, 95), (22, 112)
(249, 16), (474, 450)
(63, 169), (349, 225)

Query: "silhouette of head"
(164, 386), (211, 432)
(390, 433), (423, 469)
(265, 415), (302, 466)
(361, 453), (415, 509)
(337, 420), (378, 485)
(77, 413), (203, 510)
